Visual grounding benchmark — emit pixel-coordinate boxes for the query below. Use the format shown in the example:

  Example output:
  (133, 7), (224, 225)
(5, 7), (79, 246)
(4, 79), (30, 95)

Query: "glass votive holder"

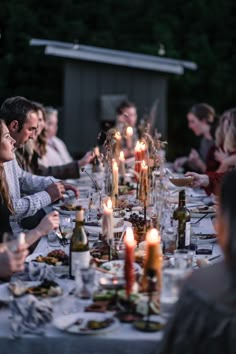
(173, 249), (194, 269)
(75, 264), (96, 301)
(195, 242), (213, 255)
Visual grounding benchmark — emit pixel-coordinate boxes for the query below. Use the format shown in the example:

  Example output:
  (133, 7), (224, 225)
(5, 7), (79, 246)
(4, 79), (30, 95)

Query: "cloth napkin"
(11, 262), (55, 282)
(10, 294), (53, 337)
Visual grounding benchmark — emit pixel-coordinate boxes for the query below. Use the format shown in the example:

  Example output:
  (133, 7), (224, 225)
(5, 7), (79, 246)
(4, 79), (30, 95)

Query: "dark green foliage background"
(0, 0), (235, 158)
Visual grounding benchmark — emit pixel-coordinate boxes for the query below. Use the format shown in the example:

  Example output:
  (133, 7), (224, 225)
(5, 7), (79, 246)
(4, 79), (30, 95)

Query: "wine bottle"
(69, 207), (90, 279)
(173, 189), (191, 249)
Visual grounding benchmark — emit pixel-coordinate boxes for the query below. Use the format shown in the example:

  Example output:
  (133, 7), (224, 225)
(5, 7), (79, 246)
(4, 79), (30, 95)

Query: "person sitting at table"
(16, 102), (93, 179)
(39, 106), (75, 167)
(214, 108), (236, 173)
(174, 103), (217, 173)
(115, 100), (139, 157)
(0, 210), (60, 280)
(186, 108), (236, 195)
(160, 169), (236, 354)
(0, 97), (78, 233)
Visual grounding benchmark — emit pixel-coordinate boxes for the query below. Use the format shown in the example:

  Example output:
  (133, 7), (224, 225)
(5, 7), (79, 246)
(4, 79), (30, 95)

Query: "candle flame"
(146, 228), (160, 244)
(141, 141), (146, 151)
(107, 198), (113, 209)
(113, 160), (118, 169)
(115, 131), (121, 140)
(135, 141), (142, 152)
(124, 227), (136, 245)
(119, 151), (125, 160)
(126, 126), (133, 136)
(141, 160), (147, 169)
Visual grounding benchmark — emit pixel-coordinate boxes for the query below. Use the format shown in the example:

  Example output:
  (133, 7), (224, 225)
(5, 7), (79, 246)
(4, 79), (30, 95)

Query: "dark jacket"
(160, 261), (236, 354)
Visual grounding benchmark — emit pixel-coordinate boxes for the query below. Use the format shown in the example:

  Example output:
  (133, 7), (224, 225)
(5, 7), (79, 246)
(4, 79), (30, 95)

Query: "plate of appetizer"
(53, 312), (120, 334)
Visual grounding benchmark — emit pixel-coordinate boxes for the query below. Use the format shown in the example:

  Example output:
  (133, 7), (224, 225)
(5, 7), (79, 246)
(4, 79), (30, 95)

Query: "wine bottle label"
(70, 251), (90, 277)
(185, 222), (191, 246)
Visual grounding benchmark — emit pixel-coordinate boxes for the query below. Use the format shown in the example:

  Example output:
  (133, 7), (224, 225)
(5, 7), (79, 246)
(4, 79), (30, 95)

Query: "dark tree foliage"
(0, 0), (235, 158)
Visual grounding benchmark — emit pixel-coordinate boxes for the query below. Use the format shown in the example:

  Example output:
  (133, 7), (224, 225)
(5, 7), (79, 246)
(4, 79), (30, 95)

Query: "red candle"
(124, 227), (136, 297)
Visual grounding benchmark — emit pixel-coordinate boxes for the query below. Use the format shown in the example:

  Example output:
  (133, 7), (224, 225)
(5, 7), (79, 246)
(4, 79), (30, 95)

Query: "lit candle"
(114, 131), (121, 161)
(124, 227), (136, 297)
(139, 160), (148, 202)
(140, 141), (147, 161)
(143, 228), (162, 292)
(126, 126), (133, 150)
(119, 151), (126, 179)
(112, 160), (119, 206)
(102, 198), (114, 242)
(135, 141), (142, 177)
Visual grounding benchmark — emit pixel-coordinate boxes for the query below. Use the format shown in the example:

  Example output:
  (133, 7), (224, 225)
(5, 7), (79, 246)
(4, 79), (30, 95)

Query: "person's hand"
(173, 156), (188, 171)
(46, 182), (66, 202)
(61, 182), (79, 198)
(78, 151), (94, 167)
(217, 154), (236, 173)
(185, 172), (210, 188)
(214, 148), (228, 163)
(0, 244), (28, 278)
(36, 211), (60, 236)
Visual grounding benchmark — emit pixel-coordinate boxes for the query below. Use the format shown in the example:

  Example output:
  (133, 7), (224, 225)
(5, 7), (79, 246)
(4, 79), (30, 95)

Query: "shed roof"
(30, 38), (197, 75)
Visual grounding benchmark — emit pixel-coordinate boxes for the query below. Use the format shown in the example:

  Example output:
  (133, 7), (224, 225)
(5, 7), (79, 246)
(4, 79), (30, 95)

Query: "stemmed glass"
(58, 215), (73, 246)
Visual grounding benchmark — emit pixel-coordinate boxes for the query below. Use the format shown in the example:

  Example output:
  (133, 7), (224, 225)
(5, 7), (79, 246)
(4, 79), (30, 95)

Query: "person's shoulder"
(187, 261), (229, 300)
(53, 136), (66, 147)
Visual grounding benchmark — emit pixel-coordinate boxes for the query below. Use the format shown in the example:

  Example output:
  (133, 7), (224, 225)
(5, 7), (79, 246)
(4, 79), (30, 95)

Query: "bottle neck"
(178, 190), (186, 207)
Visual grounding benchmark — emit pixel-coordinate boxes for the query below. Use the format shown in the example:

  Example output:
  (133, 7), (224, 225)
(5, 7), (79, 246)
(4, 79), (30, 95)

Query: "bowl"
(169, 176), (193, 187)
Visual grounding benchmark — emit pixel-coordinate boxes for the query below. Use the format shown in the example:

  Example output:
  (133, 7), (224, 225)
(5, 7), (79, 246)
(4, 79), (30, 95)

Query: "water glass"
(59, 215), (73, 239)
(173, 249), (194, 269)
(160, 267), (188, 318)
(75, 265), (96, 301)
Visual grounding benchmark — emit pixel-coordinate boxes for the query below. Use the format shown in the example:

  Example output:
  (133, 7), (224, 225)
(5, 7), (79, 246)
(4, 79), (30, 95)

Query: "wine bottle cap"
(75, 208), (84, 221)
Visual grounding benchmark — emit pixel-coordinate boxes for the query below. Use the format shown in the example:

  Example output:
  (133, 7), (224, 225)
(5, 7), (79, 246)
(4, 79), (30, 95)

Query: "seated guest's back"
(160, 169), (236, 354)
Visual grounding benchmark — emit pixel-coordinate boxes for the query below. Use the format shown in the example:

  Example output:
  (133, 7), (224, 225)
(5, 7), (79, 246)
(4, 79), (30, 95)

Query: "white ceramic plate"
(85, 220), (132, 235)
(193, 233), (217, 244)
(101, 260), (142, 275)
(53, 312), (120, 335)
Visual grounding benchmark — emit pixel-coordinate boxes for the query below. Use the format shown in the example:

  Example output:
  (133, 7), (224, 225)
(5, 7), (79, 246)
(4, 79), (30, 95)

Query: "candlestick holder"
(133, 269), (164, 332)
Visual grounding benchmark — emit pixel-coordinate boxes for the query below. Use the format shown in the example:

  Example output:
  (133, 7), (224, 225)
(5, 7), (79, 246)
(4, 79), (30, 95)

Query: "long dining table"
(0, 211), (222, 354)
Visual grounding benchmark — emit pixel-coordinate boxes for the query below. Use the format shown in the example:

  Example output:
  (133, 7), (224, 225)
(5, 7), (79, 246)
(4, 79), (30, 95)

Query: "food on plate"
(34, 250), (69, 266)
(60, 204), (82, 211)
(9, 280), (63, 298)
(190, 206), (216, 214)
(86, 318), (114, 330)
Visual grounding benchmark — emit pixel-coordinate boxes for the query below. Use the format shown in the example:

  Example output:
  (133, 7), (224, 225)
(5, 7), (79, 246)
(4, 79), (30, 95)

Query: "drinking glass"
(75, 265), (96, 301)
(59, 215), (73, 239)
(160, 266), (188, 318)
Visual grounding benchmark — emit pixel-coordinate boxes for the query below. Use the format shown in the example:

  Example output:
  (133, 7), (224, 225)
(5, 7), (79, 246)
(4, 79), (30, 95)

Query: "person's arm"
(37, 161), (80, 180)
(186, 171), (224, 195)
(217, 154), (236, 173)
(0, 244), (28, 280)
(25, 211), (59, 246)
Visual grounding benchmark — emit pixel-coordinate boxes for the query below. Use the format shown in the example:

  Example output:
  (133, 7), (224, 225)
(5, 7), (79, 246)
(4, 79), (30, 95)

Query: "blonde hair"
(0, 120), (15, 214)
(223, 109), (236, 152)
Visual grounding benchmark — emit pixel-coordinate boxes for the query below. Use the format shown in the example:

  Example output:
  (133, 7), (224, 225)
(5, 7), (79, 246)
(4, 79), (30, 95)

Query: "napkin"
(10, 295), (53, 337)
(11, 262), (55, 282)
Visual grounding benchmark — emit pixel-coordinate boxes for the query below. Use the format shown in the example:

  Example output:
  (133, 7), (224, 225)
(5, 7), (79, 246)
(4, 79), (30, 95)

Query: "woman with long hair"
(174, 103), (217, 173)
(0, 119), (59, 278)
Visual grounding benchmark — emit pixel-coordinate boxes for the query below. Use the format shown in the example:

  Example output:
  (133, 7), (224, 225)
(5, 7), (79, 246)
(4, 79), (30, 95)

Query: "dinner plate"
(101, 260), (142, 275)
(85, 221), (132, 235)
(53, 312), (120, 335)
(193, 233), (217, 244)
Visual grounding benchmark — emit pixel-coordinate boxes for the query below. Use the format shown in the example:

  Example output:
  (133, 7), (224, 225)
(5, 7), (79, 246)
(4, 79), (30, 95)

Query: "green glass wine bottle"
(69, 207), (90, 279)
(173, 189), (191, 249)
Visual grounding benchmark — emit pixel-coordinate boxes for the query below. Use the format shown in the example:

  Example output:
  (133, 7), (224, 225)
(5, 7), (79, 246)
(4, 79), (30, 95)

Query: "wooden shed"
(30, 38), (197, 155)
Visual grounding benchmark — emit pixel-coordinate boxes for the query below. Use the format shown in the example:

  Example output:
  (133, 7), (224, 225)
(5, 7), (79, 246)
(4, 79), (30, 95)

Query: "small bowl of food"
(169, 176), (193, 187)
